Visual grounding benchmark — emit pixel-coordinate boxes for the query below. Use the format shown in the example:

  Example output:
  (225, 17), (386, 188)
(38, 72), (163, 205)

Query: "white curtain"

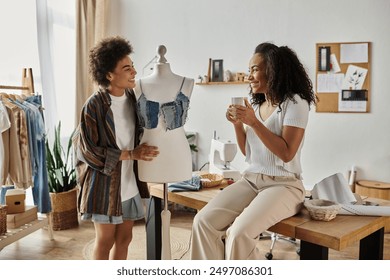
(36, 0), (76, 139)
(36, 0), (108, 133)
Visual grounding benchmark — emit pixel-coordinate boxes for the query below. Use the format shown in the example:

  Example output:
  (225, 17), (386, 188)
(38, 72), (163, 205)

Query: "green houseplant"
(45, 122), (78, 230)
(186, 133), (198, 153)
(186, 132), (198, 171)
(45, 122), (77, 193)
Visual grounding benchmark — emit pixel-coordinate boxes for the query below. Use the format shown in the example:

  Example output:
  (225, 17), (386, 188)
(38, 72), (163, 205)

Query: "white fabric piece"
(311, 173), (390, 216)
(0, 101), (11, 184)
(339, 204), (390, 216)
(311, 172), (357, 204)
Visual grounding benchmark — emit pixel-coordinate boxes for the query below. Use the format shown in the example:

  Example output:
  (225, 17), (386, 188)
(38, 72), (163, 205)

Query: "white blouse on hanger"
(0, 100), (11, 184)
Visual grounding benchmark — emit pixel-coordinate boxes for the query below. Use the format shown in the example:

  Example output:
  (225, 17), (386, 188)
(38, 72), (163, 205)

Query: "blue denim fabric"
(23, 102), (42, 175)
(15, 100), (44, 177)
(0, 185), (15, 204)
(81, 193), (145, 224)
(25, 95), (52, 213)
(137, 78), (190, 131)
(168, 174), (201, 192)
(136, 93), (159, 129)
(160, 92), (190, 130)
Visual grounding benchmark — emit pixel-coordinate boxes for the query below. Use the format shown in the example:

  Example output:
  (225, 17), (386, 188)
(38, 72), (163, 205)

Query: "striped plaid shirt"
(73, 88), (148, 216)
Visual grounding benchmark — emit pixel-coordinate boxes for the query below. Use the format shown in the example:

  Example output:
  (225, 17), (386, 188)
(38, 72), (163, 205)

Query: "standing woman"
(74, 36), (159, 260)
(191, 42), (316, 260)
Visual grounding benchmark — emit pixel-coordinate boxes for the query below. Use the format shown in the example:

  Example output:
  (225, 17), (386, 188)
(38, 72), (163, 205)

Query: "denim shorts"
(81, 193), (145, 224)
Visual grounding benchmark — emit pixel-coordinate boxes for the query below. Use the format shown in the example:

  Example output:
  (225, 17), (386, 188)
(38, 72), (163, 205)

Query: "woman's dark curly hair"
(250, 42), (316, 108)
(89, 36), (133, 88)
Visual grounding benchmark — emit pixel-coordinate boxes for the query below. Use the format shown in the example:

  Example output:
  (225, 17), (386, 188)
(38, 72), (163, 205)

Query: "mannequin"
(134, 45), (194, 183)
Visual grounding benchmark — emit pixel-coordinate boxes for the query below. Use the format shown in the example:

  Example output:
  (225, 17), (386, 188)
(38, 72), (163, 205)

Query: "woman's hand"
(130, 143), (159, 161)
(234, 99), (258, 127)
(133, 143), (159, 161)
(226, 103), (247, 156)
(226, 105), (242, 125)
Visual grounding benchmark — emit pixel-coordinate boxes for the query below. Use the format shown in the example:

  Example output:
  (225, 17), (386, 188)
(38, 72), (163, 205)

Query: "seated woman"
(190, 42), (316, 260)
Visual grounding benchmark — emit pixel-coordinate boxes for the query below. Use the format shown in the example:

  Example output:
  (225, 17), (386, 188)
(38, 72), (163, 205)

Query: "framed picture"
(212, 59), (223, 82)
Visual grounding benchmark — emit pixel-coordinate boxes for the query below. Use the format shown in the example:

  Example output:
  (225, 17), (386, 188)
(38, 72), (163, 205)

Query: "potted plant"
(45, 122), (78, 230)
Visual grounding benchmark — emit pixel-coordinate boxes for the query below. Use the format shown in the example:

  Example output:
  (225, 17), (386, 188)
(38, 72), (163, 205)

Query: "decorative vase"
(49, 188), (79, 231)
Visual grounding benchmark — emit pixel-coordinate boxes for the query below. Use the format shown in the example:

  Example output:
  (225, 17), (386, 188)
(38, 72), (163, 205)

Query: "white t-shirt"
(0, 101), (11, 184)
(244, 94), (309, 178)
(109, 93), (138, 201)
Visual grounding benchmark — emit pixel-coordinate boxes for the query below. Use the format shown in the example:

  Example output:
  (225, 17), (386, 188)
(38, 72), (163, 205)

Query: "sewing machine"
(209, 138), (241, 182)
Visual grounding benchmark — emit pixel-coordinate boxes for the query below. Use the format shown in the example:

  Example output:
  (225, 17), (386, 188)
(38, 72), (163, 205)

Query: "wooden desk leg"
(146, 196), (162, 260)
(300, 241), (329, 260)
(359, 227), (384, 260)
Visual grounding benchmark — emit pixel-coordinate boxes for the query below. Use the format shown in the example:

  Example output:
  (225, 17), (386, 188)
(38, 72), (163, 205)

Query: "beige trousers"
(190, 172), (305, 260)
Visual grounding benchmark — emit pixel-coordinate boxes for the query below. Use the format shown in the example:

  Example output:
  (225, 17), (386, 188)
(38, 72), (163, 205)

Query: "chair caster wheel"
(265, 252), (273, 260)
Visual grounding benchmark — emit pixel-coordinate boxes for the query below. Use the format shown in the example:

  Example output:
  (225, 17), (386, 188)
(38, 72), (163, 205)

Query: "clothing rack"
(0, 68), (53, 250)
(0, 68), (35, 94)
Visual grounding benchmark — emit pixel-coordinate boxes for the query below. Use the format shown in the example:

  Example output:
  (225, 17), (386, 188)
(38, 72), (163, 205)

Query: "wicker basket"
(50, 188), (79, 231)
(200, 173), (224, 188)
(304, 199), (341, 221)
(0, 205), (7, 235)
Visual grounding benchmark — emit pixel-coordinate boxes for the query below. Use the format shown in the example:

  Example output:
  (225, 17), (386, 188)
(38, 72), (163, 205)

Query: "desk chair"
(259, 232), (300, 260)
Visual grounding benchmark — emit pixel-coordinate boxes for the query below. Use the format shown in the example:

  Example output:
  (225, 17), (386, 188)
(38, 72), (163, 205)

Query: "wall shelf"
(196, 81), (249, 85)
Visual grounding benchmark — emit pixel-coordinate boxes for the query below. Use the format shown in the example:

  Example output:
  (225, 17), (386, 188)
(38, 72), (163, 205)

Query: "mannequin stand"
(161, 183), (172, 259)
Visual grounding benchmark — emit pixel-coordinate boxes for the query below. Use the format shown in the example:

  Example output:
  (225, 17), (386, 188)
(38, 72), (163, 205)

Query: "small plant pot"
(50, 188), (79, 231)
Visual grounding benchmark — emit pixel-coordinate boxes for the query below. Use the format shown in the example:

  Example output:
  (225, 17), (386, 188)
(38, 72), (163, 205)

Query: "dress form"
(134, 45), (194, 183)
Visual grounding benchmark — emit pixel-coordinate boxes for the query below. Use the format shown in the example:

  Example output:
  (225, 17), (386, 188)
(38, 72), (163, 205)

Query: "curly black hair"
(250, 42), (316, 108)
(89, 36), (133, 88)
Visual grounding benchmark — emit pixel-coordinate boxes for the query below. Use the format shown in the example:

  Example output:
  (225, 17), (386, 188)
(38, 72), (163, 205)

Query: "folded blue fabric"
(168, 175), (202, 192)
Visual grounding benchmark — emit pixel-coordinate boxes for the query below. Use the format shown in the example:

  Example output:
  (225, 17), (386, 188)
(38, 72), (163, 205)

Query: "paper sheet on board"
(330, 54), (341, 73)
(338, 92), (367, 112)
(317, 73), (344, 93)
(340, 43), (368, 63)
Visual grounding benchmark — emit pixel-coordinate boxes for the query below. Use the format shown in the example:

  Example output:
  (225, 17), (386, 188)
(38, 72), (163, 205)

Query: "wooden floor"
(0, 210), (194, 260)
(1, 209), (390, 260)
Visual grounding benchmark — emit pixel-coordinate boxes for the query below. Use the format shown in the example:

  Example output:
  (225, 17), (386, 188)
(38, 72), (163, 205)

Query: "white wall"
(106, 0), (390, 187)
(0, 1), (41, 92)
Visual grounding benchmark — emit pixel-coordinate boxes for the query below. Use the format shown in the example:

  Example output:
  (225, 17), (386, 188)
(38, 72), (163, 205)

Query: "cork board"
(315, 42), (371, 113)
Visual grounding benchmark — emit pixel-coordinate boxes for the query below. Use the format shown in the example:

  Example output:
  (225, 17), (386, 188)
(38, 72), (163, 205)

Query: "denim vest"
(136, 78), (190, 131)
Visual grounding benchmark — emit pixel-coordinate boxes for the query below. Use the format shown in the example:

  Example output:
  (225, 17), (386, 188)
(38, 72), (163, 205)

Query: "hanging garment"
(0, 100), (11, 184)
(26, 95), (51, 213)
(1, 98), (33, 188)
